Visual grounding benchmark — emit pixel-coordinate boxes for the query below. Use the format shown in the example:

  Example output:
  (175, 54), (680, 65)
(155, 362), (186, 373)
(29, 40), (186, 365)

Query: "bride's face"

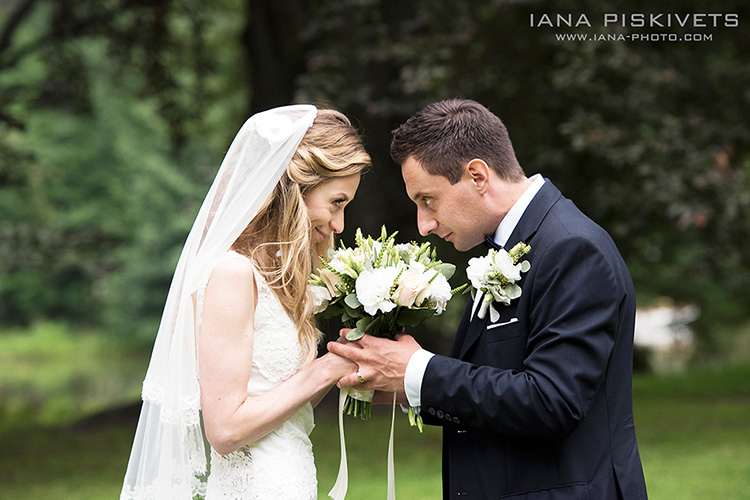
(304, 173), (361, 243)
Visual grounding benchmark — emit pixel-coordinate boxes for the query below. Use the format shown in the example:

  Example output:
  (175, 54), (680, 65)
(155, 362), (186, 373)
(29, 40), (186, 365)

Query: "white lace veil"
(121, 104), (318, 500)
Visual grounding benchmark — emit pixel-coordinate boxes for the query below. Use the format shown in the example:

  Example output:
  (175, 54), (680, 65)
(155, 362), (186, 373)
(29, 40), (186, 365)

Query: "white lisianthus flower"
(355, 267), (400, 315)
(491, 251), (522, 282)
(392, 268), (431, 308)
(395, 243), (421, 262)
(329, 251), (359, 279)
(308, 284), (332, 314)
(422, 271), (452, 314)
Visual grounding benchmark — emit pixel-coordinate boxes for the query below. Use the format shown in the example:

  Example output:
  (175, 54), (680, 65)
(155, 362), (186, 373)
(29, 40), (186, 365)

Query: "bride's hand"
(319, 351), (358, 383)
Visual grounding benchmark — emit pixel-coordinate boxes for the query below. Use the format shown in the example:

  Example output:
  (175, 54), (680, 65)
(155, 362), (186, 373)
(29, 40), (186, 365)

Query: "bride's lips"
(315, 228), (328, 241)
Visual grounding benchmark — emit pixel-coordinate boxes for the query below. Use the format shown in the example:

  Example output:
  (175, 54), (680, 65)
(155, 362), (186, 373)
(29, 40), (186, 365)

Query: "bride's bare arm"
(198, 257), (355, 455)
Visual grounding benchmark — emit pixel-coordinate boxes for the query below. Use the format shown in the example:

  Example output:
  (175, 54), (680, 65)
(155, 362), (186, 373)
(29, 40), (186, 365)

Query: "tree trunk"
(243, 0), (308, 113)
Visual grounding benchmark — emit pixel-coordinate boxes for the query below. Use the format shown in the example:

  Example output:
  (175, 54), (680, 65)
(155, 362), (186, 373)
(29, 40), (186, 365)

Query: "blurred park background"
(1, 0), (749, 498)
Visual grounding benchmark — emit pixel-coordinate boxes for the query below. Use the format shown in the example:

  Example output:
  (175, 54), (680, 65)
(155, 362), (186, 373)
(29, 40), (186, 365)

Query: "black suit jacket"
(421, 181), (648, 500)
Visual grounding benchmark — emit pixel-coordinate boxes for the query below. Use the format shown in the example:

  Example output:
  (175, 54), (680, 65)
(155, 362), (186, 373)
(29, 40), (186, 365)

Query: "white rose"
(355, 267), (400, 315)
(392, 269), (431, 308)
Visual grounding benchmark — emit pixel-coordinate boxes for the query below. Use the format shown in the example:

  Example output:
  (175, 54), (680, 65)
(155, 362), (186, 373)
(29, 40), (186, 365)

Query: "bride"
(121, 104), (370, 499)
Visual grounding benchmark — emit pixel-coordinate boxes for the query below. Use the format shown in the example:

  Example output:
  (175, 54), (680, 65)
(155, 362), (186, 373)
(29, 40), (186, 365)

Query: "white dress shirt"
(404, 174), (545, 408)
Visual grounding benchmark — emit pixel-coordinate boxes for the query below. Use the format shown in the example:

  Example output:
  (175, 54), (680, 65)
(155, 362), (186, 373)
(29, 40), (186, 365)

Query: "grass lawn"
(0, 324), (749, 499)
(633, 366), (750, 500)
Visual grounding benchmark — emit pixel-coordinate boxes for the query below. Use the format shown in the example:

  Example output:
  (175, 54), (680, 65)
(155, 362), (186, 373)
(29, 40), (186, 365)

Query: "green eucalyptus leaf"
(344, 293), (361, 309)
(315, 303), (345, 320)
(346, 328), (365, 341)
(435, 263), (456, 280)
(356, 317), (371, 332)
(396, 308), (436, 327)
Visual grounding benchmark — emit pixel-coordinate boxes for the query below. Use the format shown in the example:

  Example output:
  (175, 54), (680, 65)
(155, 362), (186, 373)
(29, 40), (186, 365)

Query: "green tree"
(1, 0), (749, 355)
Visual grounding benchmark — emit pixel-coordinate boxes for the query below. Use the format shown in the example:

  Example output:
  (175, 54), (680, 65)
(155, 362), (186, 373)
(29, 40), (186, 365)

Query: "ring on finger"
(356, 371), (365, 384)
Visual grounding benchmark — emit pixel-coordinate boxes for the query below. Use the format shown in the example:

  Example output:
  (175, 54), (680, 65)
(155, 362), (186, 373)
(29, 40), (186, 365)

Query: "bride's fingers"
(336, 371), (365, 389)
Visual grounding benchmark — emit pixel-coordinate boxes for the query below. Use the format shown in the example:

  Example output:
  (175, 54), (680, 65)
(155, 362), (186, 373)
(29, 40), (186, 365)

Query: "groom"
(329, 99), (648, 499)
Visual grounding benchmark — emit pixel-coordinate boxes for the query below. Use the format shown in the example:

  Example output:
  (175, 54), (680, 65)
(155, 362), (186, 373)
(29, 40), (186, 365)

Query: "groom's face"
(401, 156), (487, 251)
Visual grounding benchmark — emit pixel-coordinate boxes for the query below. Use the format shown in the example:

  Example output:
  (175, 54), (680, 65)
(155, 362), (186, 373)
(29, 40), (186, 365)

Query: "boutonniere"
(465, 242), (531, 322)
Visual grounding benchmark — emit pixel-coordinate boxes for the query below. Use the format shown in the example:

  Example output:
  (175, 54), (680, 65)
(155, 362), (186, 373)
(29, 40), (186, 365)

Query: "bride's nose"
(330, 211), (345, 234)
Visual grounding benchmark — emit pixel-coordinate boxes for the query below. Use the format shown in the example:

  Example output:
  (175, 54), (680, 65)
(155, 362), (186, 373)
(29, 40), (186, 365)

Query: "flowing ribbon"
(328, 389), (398, 500)
(386, 391), (396, 500)
(328, 390), (349, 500)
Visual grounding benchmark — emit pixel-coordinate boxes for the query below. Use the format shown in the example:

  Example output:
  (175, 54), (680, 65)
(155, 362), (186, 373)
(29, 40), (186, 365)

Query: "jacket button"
(444, 412), (452, 421)
(436, 409), (444, 419)
(428, 407), (436, 416)
(452, 416), (461, 424)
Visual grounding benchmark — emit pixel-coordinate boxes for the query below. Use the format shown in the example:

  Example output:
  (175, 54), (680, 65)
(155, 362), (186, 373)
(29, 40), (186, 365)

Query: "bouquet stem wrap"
(342, 387), (375, 419)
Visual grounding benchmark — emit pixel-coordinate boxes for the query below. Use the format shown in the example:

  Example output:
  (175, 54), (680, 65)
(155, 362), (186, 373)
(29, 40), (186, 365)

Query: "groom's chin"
(460, 237), (490, 252)
(451, 240), (474, 252)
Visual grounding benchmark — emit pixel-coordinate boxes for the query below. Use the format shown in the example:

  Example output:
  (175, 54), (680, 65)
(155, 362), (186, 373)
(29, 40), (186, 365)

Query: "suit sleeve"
(421, 236), (624, 439)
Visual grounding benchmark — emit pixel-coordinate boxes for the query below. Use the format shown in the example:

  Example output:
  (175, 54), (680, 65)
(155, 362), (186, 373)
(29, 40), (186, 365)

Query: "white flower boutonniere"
(466, 242), (531, 322)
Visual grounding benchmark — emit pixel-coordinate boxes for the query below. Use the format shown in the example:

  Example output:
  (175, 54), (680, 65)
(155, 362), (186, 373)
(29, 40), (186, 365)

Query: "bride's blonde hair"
(232, 109), (370, 363)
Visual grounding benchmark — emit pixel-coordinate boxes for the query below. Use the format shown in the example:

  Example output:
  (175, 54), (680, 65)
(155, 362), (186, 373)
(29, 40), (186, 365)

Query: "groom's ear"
(466, 159), (491, 195)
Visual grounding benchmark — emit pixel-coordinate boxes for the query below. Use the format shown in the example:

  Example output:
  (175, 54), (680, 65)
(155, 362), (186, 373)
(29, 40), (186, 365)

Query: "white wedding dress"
(200, 252), (317, 500)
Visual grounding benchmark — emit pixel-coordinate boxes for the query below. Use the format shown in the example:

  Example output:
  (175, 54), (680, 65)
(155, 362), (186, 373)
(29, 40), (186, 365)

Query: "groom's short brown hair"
(390, 98), (525, 184)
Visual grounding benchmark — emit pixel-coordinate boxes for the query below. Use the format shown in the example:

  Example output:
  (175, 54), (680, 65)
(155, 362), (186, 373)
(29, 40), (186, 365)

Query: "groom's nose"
(417, 209), (438, 236)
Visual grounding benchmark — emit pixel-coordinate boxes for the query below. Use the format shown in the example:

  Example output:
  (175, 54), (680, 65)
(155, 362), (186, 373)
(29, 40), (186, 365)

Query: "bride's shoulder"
(206, 252), (257, 295)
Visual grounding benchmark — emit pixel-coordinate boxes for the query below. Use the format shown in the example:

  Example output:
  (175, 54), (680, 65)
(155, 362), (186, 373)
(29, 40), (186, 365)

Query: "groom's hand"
(327, 332), (421, 393)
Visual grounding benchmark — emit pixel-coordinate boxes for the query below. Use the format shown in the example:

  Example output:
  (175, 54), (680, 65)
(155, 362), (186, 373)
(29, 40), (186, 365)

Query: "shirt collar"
(493, 174), (545, 248)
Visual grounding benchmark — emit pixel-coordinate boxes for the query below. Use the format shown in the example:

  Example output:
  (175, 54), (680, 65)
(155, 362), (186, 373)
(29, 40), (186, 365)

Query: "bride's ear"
(465, 159), (491, 195)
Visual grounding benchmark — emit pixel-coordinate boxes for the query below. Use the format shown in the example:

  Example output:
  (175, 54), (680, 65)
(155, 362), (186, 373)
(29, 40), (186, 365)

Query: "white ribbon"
(328, 389), (398, 500)
(387, 391), (397, 500)
(328, 390), (349, 500)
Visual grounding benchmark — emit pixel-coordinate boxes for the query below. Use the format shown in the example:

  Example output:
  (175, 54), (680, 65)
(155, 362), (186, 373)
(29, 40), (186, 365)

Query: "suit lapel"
(449, 298), (475, 358)
(454, 180), (562, 360)
(458, 309), (489, 359)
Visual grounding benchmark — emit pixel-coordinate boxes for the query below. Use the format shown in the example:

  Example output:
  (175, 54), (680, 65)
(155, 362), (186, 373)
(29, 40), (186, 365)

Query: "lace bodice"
(199, 252), (317, 500)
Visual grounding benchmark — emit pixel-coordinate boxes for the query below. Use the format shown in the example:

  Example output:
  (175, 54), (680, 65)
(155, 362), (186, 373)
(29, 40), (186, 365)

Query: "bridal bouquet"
(309, 226), (464, 428)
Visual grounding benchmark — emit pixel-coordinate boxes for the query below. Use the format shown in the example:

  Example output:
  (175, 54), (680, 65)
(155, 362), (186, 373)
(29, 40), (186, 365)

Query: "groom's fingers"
(328, 339), (375, 389)
(327, 340), (366, 362)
